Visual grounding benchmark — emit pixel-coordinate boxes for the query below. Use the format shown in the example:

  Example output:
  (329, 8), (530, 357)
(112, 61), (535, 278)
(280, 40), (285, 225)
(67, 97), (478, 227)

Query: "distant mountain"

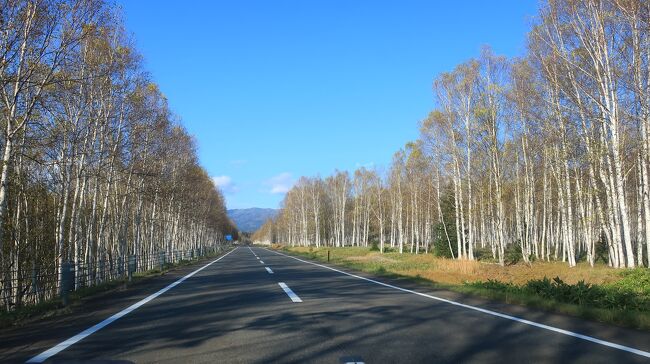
(227, 208), (278, 233)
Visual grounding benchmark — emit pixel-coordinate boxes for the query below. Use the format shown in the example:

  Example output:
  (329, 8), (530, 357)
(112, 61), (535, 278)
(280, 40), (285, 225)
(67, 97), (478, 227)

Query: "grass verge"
(278, 245), (650, 331)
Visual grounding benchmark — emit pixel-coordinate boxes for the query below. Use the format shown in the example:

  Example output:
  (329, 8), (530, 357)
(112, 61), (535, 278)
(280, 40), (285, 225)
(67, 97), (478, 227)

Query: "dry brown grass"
(284, 246), (623, 286)
(345, 255), (399, 264)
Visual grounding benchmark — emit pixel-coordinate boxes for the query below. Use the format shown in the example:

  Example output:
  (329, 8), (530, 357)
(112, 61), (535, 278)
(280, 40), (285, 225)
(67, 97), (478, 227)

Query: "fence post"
(99, 257), (105, 284)
(31, 265), (39, 304)
(60, 262), (74, 306)
(128, 255), (136, 282)
(159, 251), (166, 271)
(117, 256), (124, 278)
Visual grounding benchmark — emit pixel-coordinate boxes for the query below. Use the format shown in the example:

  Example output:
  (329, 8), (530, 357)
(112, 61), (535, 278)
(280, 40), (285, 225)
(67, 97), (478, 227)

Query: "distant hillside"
(227, 208), (278, 233)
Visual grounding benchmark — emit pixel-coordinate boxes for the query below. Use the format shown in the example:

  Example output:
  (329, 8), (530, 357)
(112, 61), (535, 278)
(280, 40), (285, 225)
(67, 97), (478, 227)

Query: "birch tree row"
(254, 0), (650, 269)
(1, 0), (236, 310)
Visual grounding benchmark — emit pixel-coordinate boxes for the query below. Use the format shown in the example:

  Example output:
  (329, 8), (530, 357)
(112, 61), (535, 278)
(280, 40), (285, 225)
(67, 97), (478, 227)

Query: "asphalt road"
(2, 246), (650, 363)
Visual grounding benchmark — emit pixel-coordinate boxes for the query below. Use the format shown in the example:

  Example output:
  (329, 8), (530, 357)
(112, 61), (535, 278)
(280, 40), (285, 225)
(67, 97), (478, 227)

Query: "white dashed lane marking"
(278, 282), (302, 303)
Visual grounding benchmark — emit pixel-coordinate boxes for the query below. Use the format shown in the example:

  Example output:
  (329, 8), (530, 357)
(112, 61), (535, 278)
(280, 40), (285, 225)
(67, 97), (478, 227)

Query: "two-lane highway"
(4, 246), (650, 363)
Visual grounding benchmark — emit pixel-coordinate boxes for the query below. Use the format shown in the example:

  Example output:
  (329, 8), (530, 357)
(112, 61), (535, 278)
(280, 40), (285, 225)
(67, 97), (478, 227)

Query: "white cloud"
(212, 175), (239, 194)
(212, 175), (231, 187)
(265, 172), (295, 194)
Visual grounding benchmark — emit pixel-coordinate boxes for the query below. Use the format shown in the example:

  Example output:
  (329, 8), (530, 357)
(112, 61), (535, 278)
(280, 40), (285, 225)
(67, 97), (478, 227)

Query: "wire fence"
(0, 244), (232, 312)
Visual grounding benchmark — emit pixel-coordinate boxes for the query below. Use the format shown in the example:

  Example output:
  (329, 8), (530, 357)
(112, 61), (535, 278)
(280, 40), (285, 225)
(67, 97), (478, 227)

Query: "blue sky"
(117, 0), (538, 209)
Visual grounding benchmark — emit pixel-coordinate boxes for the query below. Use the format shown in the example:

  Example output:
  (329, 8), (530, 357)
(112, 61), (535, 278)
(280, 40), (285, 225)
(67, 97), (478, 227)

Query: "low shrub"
(370, 242), (380, 251)
(467, 275), (650, 312)
(504, 243), (522, 265)
(610, 269), (650, 295)
(472, 247), (494, 261)
(470, 278), (516, 292)
(524, 277), (602, 306)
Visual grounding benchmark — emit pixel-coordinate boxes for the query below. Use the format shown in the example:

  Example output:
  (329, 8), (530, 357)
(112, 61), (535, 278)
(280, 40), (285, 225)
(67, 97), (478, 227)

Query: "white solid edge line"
(265, 267), (274, 274)
(25, 247), (238, 364)
(266, 248), (650, 359)
(278, 282), (302, 302)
